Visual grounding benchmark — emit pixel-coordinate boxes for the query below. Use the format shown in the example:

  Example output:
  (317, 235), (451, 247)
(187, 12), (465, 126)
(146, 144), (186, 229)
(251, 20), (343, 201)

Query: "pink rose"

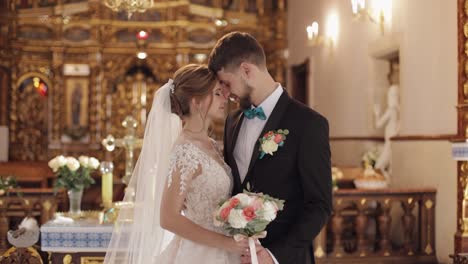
(242, 206), (256, 221)
(273, 134), (283, 144)
(220, 206), (233, 220)
(229, 198), (240, 208)
(265, 131), (274, 138)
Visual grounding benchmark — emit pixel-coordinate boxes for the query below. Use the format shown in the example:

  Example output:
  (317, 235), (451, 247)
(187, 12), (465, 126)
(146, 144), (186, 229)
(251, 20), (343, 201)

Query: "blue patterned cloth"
(40, 219), (113, 252)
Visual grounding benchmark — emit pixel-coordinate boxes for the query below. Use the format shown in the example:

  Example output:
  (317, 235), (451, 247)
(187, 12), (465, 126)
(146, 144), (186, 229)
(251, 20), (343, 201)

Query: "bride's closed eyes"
(215, 88), (223, 96)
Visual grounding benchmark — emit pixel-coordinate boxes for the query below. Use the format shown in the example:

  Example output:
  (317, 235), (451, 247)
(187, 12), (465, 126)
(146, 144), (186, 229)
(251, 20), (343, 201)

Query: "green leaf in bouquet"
(261, 194), (285, 211)
(275, 200), (285, 211)
(249, 219), (269, 233)
(218, 198), (228, 207)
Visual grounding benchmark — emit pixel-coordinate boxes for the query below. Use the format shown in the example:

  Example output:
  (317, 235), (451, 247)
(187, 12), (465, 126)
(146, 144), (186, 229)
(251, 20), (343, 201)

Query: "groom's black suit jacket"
(224, 90), (332, 264)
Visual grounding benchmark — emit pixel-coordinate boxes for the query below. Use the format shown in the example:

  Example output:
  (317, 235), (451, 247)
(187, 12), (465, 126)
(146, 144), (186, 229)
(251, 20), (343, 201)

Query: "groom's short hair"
(208, 31), (266, 73)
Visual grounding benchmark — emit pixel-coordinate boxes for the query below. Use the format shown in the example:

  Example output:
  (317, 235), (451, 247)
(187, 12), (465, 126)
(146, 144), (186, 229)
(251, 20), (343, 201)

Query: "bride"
(104, 64), (249, 263)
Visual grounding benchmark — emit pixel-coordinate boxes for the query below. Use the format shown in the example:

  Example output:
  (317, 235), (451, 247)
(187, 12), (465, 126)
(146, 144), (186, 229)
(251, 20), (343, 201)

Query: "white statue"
(374, 63), (400, 180)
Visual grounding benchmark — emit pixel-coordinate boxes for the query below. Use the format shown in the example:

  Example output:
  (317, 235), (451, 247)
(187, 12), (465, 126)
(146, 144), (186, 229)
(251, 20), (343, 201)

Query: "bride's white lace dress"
(155, 140), (240, 264)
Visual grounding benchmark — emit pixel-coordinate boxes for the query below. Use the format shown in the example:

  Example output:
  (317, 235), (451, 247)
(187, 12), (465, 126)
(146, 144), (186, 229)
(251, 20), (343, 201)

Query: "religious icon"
(71, 83), (83, 126)
(64, 77), (89, 141)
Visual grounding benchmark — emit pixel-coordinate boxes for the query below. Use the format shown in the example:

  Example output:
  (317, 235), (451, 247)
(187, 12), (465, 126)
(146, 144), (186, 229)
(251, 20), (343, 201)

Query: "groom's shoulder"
(287, 98), (328, 125)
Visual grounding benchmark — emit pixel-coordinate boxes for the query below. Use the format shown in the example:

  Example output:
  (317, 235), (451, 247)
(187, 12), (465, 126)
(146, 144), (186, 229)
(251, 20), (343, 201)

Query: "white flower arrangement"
(48, 155), (100, 192)
(355, 149), (388, 189)
(331, 167), (343, 190)
(361, 149), (380, 170)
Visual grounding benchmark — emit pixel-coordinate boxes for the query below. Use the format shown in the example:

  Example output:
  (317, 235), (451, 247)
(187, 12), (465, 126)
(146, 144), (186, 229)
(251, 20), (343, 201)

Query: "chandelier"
(104, 0), (154, 18)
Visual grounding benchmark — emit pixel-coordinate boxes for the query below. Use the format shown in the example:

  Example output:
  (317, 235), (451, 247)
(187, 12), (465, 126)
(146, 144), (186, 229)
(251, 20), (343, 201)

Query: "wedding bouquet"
(48, 155), (100, 192)
(214, 190), (284, 264)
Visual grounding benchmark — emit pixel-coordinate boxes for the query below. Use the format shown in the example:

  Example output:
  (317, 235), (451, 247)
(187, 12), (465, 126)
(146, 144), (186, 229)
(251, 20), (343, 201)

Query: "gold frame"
(80, 256), (104, 264)
(64, 77), (89, 130)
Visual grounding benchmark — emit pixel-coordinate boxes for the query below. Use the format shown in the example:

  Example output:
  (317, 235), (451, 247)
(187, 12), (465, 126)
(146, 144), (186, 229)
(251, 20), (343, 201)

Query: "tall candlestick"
(100, 161), (114, 208)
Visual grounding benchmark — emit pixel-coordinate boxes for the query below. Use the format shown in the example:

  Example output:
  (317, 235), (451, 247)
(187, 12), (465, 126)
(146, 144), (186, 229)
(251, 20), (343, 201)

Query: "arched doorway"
(10, 72), (51, 161)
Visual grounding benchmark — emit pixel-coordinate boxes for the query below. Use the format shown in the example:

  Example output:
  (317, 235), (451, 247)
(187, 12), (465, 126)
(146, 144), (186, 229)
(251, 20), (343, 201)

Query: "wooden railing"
(315, 188), (437, 264)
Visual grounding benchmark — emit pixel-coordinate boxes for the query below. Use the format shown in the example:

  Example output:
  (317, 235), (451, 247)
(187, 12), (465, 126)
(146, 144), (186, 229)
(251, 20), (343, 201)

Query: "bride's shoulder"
(170, 137), (203, 157)
(171, 139), (196, 152)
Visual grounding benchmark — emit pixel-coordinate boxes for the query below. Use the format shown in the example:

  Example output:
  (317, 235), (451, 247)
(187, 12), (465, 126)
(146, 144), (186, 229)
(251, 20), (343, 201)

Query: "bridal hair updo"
(170, 64), (217, 118)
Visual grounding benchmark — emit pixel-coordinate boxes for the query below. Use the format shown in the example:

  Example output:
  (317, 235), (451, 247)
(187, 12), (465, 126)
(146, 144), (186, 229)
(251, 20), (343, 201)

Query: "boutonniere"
(258, 129), (289, 159)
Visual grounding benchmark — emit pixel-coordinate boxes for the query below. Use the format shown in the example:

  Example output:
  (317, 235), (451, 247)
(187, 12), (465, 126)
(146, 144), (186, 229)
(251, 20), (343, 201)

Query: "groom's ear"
(240, 62), (252, 79)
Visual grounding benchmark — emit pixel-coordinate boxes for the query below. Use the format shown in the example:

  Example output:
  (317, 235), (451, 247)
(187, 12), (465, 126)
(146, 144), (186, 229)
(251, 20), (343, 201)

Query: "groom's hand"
(240, 244), (274, 264)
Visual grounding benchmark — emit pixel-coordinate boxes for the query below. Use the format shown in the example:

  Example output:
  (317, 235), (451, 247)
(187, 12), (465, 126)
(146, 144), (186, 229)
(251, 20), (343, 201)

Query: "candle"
(306, 25), (313, 40)
(311, 22), (319, 39)
(100, 161), (114, 209)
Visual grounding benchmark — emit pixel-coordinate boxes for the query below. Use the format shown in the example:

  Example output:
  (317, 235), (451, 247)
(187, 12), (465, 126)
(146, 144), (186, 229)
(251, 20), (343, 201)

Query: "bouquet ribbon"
(234, 232), (267, 264)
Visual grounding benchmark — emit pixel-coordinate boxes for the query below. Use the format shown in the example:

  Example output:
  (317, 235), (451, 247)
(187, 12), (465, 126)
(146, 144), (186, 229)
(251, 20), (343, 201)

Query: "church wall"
(288, 0), (458, 262)
(287, 0), (382, 137)
(287, 0), (458, 176)
(392, 140), (456, 264)
(393, 0), (457, 136)
(288, 0), (457, 138)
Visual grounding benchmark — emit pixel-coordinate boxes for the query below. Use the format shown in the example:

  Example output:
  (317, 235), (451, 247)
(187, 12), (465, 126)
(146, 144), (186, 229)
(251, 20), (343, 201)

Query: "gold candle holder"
(463, 183), (468, 236)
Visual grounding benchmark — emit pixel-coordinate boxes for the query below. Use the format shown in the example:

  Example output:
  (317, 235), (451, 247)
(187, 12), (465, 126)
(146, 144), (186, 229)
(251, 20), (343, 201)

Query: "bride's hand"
(223, 237), (250, 254)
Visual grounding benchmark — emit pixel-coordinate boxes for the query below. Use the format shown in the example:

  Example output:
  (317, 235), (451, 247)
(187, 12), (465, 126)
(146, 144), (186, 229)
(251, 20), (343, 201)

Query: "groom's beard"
(239, 83), (254, 110)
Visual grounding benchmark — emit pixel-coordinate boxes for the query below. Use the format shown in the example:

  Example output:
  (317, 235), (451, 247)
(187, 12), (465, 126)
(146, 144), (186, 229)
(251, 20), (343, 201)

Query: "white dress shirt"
(234, 85), (284, 182)
(233, 84), (283, 264)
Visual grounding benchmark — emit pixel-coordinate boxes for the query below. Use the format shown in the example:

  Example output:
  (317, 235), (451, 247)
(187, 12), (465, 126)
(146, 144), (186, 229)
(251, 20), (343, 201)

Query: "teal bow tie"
(243, 107), (267, 120)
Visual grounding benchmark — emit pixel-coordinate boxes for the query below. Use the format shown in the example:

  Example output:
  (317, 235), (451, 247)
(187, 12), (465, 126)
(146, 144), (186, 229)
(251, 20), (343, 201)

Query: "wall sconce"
(306, 13), (339, 48)
(351, 0), (391, 35)
(306, 21), (322, 46)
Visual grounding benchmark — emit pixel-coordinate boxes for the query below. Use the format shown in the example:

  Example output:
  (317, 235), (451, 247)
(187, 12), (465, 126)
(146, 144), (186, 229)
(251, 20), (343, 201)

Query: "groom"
(208, 32), (332, 264)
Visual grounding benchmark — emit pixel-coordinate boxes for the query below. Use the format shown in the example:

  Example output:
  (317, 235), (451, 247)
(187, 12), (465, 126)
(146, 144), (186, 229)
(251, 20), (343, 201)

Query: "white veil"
(104, 79), (182, 263)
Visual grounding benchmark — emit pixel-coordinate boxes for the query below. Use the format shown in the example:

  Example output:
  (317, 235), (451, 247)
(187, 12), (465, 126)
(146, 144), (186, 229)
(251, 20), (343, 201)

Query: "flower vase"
(68, 187), (84, 214)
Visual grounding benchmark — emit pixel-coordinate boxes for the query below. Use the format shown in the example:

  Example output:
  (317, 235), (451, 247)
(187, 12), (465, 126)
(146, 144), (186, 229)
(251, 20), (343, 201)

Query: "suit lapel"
(228, 111), (244, 194)
(229, 112), (244, 156)
(242, 91), (291, 188)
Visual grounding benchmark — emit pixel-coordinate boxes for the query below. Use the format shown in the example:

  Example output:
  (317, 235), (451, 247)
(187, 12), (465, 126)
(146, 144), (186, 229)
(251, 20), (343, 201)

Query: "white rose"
(48, 157), (59, 172)
(56, 155), (67, 167)
(261, 140), (278, 155)
(228, 209), (248, 229)
(262, 201), (278, 221)
(234, 193), (252, 207)
(78, 156), (90, 168)
(213, 213), (224, 227)
(88, 157), (100, 170)
(66, 157), (80, 172)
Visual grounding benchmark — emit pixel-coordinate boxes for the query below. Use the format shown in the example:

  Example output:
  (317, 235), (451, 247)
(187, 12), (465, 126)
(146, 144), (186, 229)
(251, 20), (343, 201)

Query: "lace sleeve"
(167, 143), (202, 195)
